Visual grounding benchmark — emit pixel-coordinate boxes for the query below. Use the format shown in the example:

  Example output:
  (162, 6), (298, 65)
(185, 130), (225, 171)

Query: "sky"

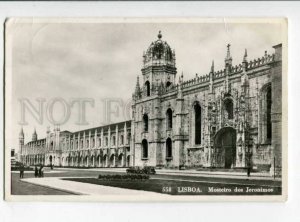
(5, 19), (284, 152)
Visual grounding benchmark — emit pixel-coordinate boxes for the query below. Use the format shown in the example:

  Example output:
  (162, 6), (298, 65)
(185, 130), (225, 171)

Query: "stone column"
(88, 130), (91, 149)
(101, 128), (104, 148)
(124, 123), (127, 146)
(116, 125), (119, 148)
(94, 129), (98, 148)
(83, 131), (86, 150)
(174, 85), (185, 168)
(77, 133), (80, 150)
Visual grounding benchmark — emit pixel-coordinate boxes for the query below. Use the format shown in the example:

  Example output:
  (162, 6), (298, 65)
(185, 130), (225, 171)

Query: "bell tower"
(19, 127), (24, 156)
(32, 128), (37, 141)
(141, 31), (177, 97)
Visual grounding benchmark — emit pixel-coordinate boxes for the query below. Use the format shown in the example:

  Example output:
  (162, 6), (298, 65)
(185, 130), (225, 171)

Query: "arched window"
(166, 138), (172, 159)
(105, 137), (108, 146)
(91, 138), (95, 147)
(120, 135), (124, 145)
(112, 136), (116, 146)
(145, 81), (150, 97)
(81, 140), (84, 148)
(166, 81), (172, 88)
(142, 139), (148, 159)
(166, 108), (173, 129)
(143, 114), (149, 132)
(86, 139), (89, 148)
(127, 133), (131, 145)
(266, 86), (272, 141)
(98, 138), (102, 147)
(194, 103), (202, 145)
(260, 84), (272, 144)
(224, 99), (234, 120)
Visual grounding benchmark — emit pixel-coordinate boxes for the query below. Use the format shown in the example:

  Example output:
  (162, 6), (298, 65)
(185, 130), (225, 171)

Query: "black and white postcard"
(4, 18), (287, 201)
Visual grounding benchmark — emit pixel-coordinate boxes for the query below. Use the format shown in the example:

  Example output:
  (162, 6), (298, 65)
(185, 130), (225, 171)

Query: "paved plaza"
(11, 167), (281, 196)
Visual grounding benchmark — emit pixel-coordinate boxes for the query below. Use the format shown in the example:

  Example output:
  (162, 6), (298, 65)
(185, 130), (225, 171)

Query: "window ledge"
(141, 158), (149, 160)
(166, 157), (173, 160)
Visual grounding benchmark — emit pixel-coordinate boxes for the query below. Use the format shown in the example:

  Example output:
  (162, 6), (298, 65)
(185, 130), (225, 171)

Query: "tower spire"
(243, 48), (248, 63)
(242, 48), (248, 72)
(19, 127), (24, 137)
(32, 127), (37, 141)
(134, 76), (141, 98)
(210, 60), (214, 73)
(225, 43), (233, 67)
(135, 76), (140, 91)
(226, 44), (231, 58)
(19, 127), (25, 155)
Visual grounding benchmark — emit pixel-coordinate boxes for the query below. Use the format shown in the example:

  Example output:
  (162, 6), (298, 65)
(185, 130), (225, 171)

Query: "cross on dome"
(158, 30), (162, 39)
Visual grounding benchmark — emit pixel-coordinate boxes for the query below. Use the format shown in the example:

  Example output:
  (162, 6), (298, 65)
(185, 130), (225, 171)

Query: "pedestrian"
(38, 166), (41, 177)
(34, 166), (38, 178)
(247, 166), (251, 177)
(40, 165), (44, 177)
(19, 164), (24, 179)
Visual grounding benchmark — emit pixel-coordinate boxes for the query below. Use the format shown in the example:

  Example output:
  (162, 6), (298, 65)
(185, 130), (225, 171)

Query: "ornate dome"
(144, 31), (175, 63)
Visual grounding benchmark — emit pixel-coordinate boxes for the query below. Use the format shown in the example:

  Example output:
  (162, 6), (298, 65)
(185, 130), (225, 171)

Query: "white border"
(4, 16), (288, 203)
(0, 1), (299, 222)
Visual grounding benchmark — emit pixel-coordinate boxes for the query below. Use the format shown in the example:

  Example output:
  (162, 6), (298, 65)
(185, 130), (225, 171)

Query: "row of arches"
(50, 153), (131, 168)
(63, 134), (129, 151)
(143, 84), (271, 146)
(143, 108), (173, 132)
(141, 100), (234, 146)
(144, 81), (172, 97)
(22, 155), (45, 166)
(141, 138), (172, 159)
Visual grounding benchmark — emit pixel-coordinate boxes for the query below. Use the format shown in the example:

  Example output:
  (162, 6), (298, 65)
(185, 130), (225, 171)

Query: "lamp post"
(245, 126), (252, 177)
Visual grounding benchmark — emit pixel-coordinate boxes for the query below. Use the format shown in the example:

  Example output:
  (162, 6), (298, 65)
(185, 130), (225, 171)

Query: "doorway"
(214, 127), (236, 168)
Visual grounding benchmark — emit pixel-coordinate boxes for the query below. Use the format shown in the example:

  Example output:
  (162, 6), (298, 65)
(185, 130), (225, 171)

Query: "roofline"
(273, 43), (282, 49)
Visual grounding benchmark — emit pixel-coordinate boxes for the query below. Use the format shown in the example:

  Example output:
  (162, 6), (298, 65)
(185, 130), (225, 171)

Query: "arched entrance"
(214, 127), (236, 169)
(126, 155), (130, 167)
(110, 154), (115, 167)
(142, 139), (148, 159)
(145, 81), (150, 96)
(103, 154), (107, 167)
(49, 155), (53, 166)
(118, 154), (124, 167)
(166, 138), (172, 159)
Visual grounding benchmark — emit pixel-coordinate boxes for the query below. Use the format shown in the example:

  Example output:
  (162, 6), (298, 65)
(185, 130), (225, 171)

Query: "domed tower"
(32, 128), (37, 141)
(141, 31), (176, 97)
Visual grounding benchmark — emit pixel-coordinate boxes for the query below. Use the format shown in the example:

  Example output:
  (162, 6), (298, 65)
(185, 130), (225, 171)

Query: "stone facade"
(19, 32), (282, 174)
(131, 32), (282, 174)
(19, 121), (132, 168)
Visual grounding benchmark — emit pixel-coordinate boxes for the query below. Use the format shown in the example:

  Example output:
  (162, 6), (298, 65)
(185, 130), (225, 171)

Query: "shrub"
(11, 166), (33, 171)
(126, 166), (156, 175)
(98, 174), (149, 180)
